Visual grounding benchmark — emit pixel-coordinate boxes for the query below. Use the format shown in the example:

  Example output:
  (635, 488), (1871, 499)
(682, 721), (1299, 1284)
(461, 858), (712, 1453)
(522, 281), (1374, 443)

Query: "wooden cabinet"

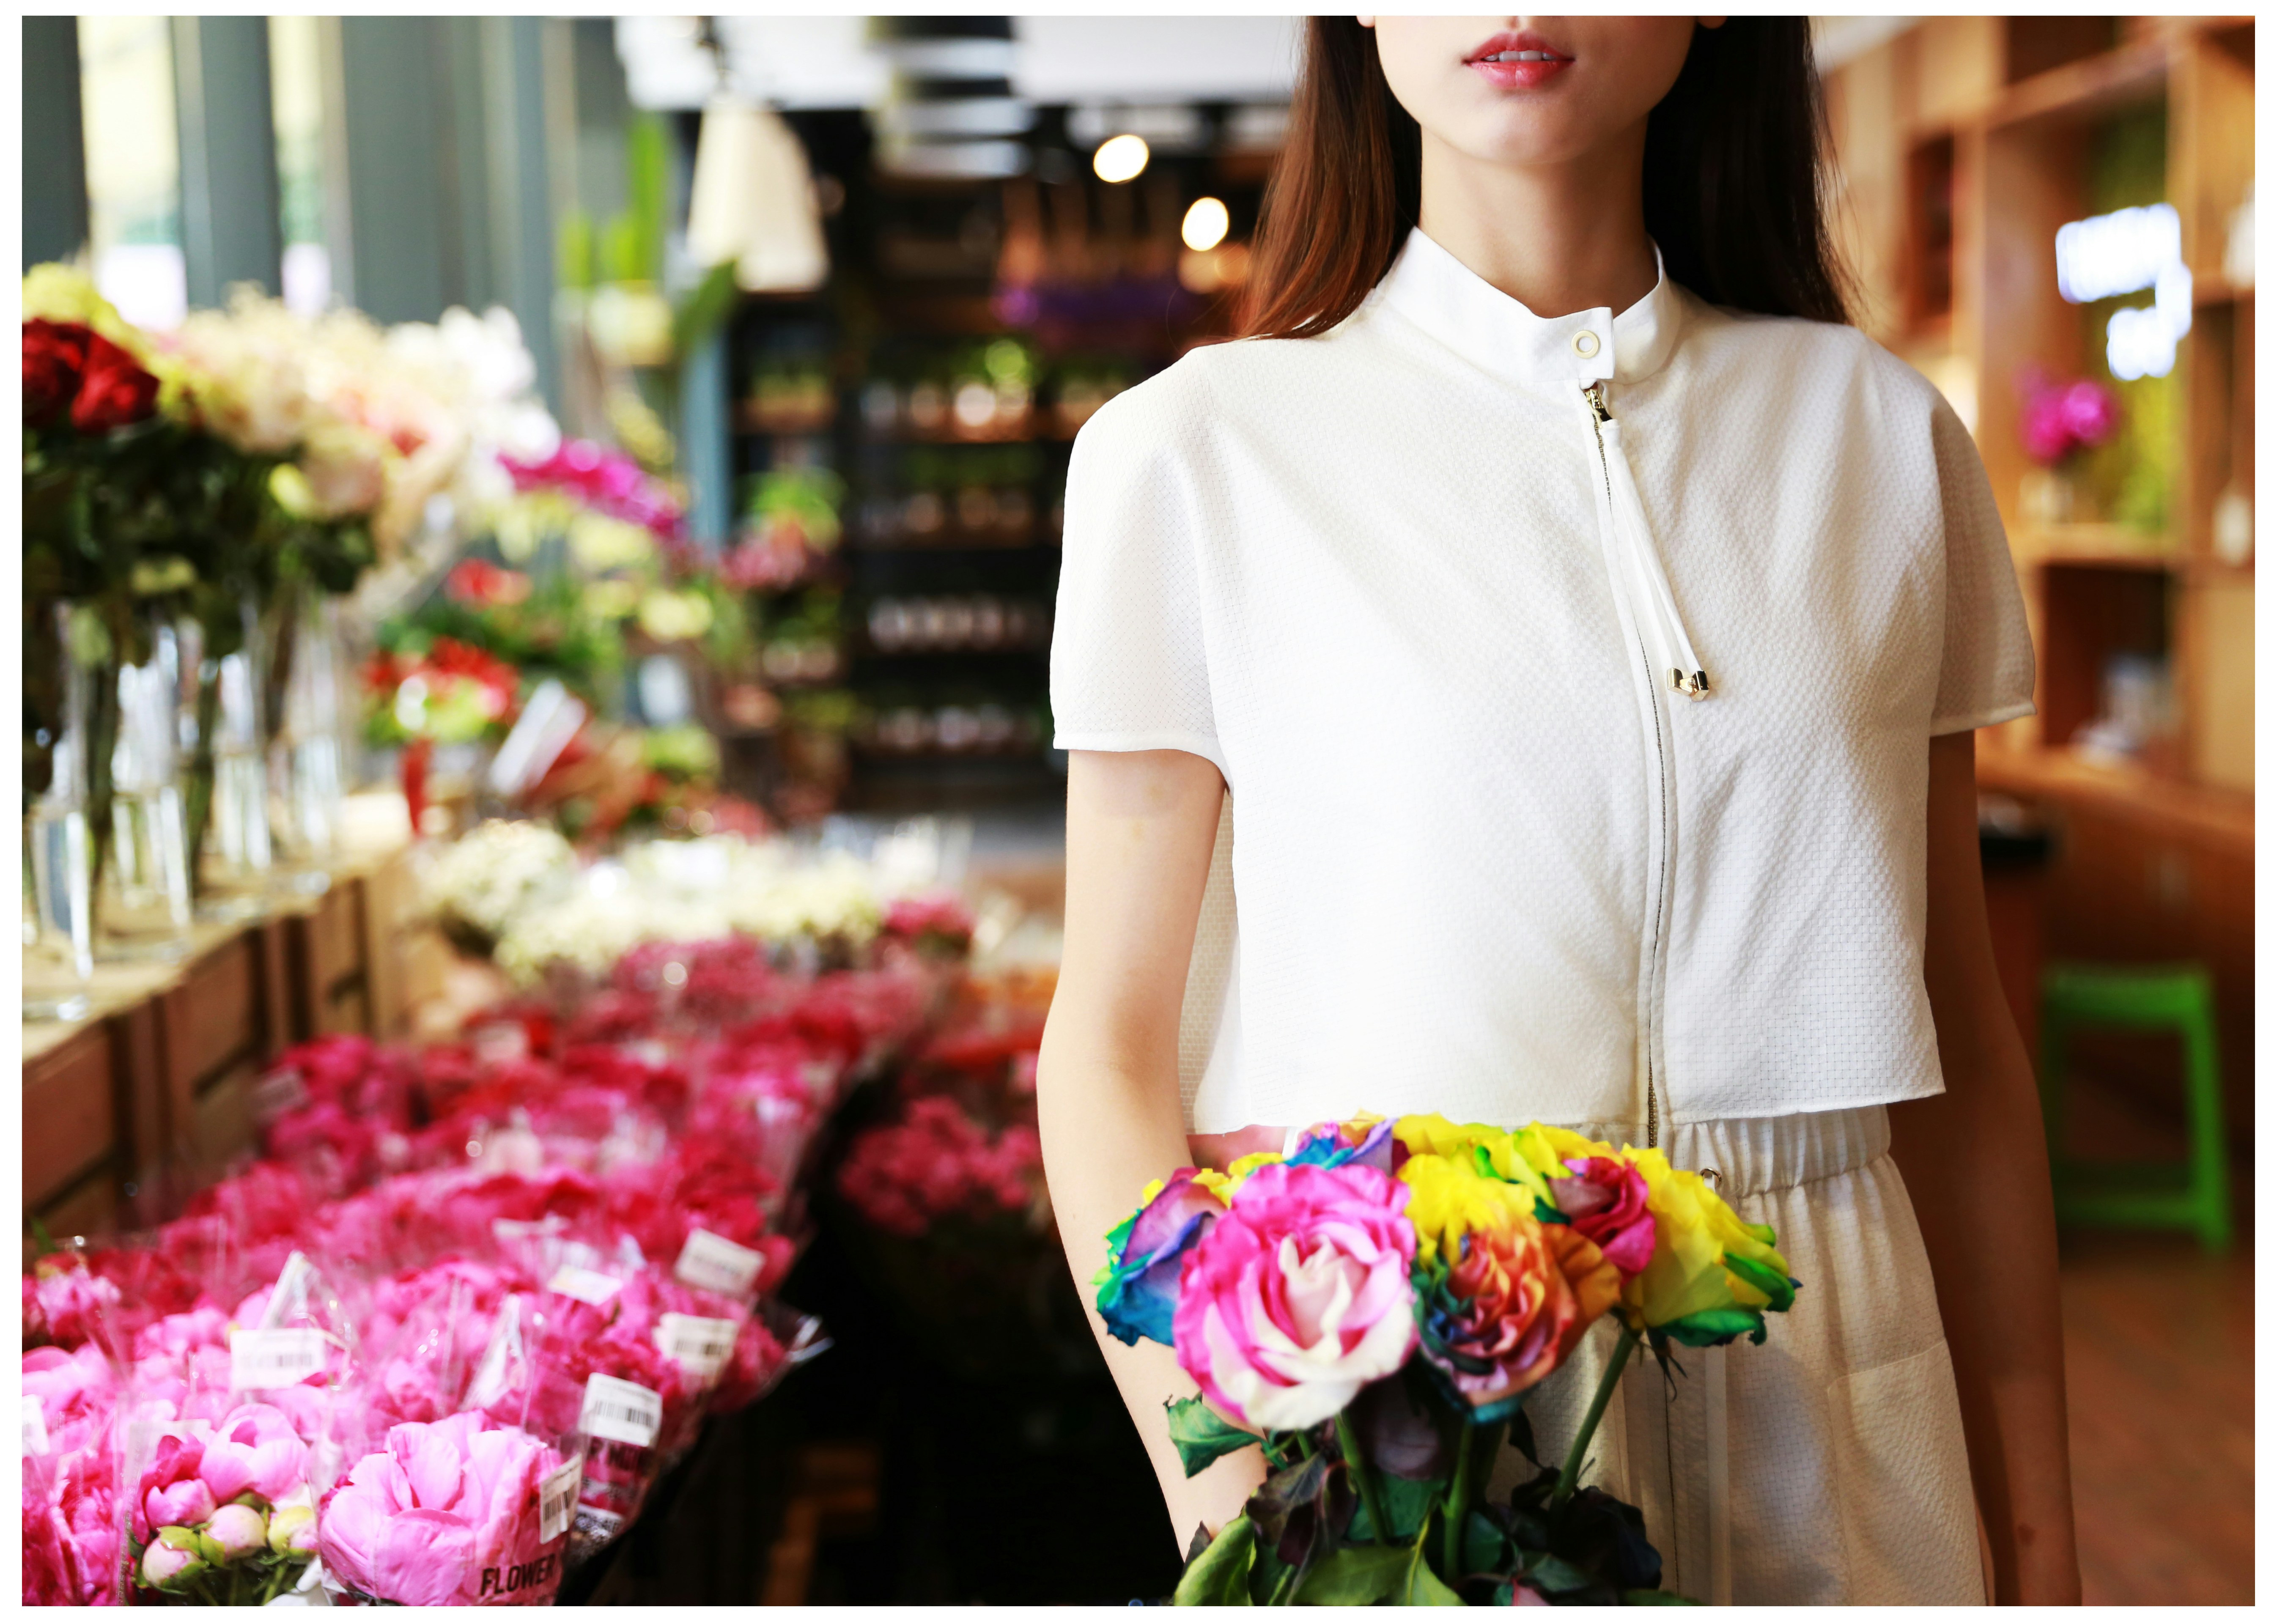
(21, 845), (410, 1237)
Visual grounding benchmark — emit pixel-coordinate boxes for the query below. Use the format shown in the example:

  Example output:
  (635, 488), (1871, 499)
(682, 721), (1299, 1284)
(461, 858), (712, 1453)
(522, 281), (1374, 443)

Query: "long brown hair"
(1240, 18), (1852, 339)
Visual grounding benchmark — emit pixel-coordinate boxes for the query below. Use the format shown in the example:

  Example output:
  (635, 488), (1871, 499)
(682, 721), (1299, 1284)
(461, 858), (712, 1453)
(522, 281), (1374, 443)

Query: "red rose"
(23, 320), (91, 428)
(70, 331), (159, 433)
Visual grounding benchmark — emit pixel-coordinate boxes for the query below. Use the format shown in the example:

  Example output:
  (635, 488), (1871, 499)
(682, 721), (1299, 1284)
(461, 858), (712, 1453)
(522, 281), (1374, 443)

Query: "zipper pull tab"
(1586, 385), (1714, 703)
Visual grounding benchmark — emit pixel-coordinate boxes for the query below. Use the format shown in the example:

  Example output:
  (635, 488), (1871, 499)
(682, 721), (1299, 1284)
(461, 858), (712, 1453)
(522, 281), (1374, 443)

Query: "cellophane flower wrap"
(1096, 1112), (1800, 1607)
(318, 1411), (571, 1605)
(23, 1341), (123, 1606)
(17, 894), (925, 1605)
(119, 1246), (361, 1605)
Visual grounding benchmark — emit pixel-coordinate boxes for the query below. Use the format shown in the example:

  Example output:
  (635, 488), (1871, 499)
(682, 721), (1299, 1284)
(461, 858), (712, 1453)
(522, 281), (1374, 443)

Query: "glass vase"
(272, 591), (346, 889)
(99, 622), (195, 960)
(25, 603), (96, 1021)
(199, 598), (276, 920)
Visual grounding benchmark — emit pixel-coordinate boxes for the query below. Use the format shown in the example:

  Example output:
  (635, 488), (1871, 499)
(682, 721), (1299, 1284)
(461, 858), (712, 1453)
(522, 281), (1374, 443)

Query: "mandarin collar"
(1374, 226), (1685, 387)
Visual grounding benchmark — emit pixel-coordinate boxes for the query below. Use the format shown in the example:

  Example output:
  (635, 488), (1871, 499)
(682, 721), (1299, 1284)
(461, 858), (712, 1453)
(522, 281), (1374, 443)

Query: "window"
(269, 15), (331, 315)
(78, 16), (185, 329)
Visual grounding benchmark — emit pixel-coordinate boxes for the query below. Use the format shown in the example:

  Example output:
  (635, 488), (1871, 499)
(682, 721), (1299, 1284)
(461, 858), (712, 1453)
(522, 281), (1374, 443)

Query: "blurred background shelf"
(1824, 14), (2255, 1145)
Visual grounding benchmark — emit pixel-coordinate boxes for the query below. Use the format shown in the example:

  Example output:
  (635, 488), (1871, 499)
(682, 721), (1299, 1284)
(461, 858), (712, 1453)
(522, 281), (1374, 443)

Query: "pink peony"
(196, 1403), (310, 1506)
(23, 1344), (117, 1455)
(1171, 1161), (1420, 1432)
(138, 1435), (217, 1539)
(25, 1260), (124, 1351)
(318, 1413), (565, 1607)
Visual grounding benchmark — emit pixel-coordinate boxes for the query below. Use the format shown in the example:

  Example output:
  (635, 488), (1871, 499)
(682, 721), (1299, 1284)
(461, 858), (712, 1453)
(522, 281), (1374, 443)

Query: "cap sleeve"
(1928, 398), (2037, 735)
(1049, 390), (1226, 775)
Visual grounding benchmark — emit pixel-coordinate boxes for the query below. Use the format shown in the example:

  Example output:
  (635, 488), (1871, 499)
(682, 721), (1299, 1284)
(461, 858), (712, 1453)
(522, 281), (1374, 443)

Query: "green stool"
(2037, 963), (2231, 1252)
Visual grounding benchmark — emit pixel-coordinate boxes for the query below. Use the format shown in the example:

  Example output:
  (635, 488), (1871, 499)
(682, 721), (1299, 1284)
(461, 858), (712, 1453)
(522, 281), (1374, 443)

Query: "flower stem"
(1553, 1322), (1640, 1510)
(1336, 1411), (1393, 1547)
(1267, 1560), (1300, 1606)
(1441, 1419), (1479, 1578)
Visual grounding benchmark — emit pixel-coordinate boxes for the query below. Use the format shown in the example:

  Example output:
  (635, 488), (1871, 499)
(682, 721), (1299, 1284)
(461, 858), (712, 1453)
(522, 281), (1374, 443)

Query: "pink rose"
(1171, 1161), (1420, 1431)
(1548, 1156), (1657, 1280)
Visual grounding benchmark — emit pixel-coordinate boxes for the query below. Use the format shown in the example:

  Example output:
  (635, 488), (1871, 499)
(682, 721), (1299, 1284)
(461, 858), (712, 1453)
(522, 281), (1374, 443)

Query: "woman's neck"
(1413, 122), (1660, 319)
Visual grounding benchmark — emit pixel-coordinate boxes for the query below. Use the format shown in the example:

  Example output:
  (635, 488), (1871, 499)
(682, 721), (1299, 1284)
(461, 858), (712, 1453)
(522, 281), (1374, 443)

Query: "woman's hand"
(1038, 749), (1269, 1549)
(1890, 732), (2083, 1603)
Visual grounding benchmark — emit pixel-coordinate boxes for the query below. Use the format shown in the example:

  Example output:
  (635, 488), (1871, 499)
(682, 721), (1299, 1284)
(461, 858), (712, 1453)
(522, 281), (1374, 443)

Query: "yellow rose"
(1617, 1149), (1795, 1346)
(1397, 1150), (1537, 1268)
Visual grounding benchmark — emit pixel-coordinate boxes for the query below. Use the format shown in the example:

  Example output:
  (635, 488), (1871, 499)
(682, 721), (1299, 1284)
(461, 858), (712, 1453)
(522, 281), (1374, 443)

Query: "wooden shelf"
(1989, 36), (2171, 129)
(2018, 524), (2181, 570)
(1976, 742), (2252, 855)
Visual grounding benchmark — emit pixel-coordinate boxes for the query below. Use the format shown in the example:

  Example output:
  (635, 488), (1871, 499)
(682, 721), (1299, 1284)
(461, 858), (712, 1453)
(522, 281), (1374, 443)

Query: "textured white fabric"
(1502, 1106), (1984, 1606)
(1051, 227), (2035, 1134)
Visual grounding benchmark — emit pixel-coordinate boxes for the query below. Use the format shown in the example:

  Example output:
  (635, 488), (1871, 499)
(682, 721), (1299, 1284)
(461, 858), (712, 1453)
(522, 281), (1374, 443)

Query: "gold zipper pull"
(1583, 381), (1612, 424)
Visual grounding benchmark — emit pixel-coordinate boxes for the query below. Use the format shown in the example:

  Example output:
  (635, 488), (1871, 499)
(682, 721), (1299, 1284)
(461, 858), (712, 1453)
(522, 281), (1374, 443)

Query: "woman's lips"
(1465, 32), (1572, 90)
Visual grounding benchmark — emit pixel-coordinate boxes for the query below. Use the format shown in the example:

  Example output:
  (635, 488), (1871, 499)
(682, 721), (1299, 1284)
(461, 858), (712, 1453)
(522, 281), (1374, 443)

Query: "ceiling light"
(1181, 197), (1230, 252)
(1092, 133), (1149, 184)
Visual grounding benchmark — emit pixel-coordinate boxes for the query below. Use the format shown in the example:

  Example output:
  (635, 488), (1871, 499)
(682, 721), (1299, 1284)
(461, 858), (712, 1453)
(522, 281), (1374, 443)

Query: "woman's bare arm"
(1889, 732), (2082, 1603)
(1037, 749), (1269, 1552)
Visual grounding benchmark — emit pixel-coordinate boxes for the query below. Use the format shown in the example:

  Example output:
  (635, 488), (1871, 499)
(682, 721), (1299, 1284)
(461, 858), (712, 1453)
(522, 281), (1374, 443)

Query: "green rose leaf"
(1523, 1552), (1595, 1594)
(1174, 1514), (1256, 1607)
(1345, 1472), (1442, 1543)
(1166, 1394), (1259, 1479)
(1461, 1510), (1511, 1577)
(1292, 1544), (1410, 1605)
(1401, 1533), (1465, 1607)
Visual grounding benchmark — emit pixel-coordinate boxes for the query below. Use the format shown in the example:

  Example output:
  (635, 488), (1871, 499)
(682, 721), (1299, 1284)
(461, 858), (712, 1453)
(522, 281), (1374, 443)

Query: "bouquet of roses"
(1096, 1114), (1798, 1606)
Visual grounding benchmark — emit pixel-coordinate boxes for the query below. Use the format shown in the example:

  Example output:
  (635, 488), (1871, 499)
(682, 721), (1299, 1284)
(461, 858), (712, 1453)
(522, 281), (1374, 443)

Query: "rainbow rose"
(1399, 1152), (1621, 1417)
(1285, 1115), (1396, 1176)
(1170, 1161), (1418, 1431)
(1095, 1168), (1228, 1348)
(1621, 1150), (1795, 1346)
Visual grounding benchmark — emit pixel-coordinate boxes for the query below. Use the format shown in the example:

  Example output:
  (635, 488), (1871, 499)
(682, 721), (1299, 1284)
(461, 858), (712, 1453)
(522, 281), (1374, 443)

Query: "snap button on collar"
(1572, 330), (1601, 358)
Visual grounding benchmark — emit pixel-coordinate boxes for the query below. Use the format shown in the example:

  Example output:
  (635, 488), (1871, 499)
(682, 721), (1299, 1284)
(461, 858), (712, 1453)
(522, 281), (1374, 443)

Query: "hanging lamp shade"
(686, 101), (830, 294)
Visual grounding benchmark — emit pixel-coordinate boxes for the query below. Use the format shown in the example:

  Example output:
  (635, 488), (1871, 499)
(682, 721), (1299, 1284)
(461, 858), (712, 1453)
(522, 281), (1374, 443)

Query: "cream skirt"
(1493, 1105), (1986, 1606)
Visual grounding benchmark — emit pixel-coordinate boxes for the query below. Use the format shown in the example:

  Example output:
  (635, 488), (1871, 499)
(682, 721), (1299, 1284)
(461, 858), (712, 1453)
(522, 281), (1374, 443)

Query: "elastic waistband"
(1549, 1105), (1890, 1200)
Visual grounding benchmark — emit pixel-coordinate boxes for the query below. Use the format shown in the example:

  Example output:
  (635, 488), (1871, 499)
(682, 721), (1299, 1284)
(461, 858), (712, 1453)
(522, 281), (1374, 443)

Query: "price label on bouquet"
(655, 1313), (738, 1380)
(537, 1457), (582, 1544)
(546, 1266), (623, 1308)
(22, 1395), (50, 1457)
(230, 1327), (328, 1391)
(471, 1022), (529, 1065)
(674, 1228), (762, 1298)
(252, 1065), (310, 1122)
(578, 1374), (662, 1448)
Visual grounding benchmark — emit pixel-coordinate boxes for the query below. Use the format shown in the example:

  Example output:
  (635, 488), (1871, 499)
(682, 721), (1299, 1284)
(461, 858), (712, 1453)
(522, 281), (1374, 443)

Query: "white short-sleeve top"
(1050, 228), (2034, 1136)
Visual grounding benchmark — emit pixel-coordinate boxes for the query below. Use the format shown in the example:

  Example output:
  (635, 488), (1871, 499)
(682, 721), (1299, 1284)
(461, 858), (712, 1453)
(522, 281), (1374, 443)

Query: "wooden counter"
(22, 797), (418, 1237)
(1977, 743), (2255, 1137)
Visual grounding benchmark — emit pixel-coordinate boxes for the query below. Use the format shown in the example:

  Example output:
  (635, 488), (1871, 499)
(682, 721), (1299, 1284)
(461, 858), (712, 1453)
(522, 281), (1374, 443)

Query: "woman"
(1038, 16), (2079, 1606)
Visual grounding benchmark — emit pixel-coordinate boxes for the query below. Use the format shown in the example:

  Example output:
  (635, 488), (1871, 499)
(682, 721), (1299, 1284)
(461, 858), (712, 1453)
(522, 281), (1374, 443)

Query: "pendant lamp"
(686, 101), (829, 294)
